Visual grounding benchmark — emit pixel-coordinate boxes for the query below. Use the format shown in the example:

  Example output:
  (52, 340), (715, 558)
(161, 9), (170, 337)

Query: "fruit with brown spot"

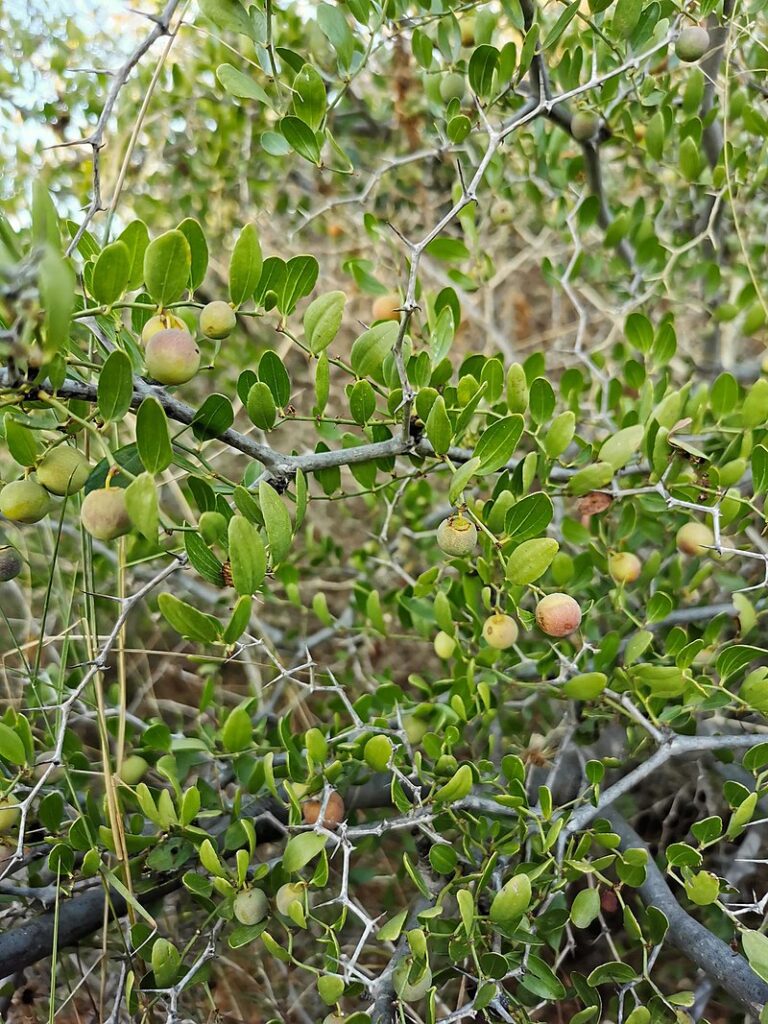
(535, 593), (582, 637)
(302, 790), (346, 828)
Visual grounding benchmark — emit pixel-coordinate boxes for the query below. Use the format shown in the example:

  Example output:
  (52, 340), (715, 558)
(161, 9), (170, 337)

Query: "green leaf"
(587, 961), (637, 986)
(280, 116), (321, 164)
(292, 64), (326, 130)
(177, 218), (209, 290)
(259, 481), (292, 564)
(258, 351), (291, 407)
(304, 290), (345, 354)
(222, 706), (252, 752)
(229, 224), (263, 307)
(570, 888), (600, 929)
(228, 516), (267, 595)
(32, 180), (60, 248)
(185, 532), (224, 586)
(216, 63), (271, 105)
(611, 0), (642, 37)
(468, 44), (498, 96)
(199, 0), (256, 38)
(125, 473), (158, 540)
(158, 593), (221, 643)
(505, 493), (554, 542)
(0, 722), (27, 765)
(279, 255), (319, 315)
(98, 350), (134, 423)
(247, 382), (277, 430)
(543, 0), (580, 48)
(223, 595), (253, 644)
(191, 394), (234, 441)
(425, 396), (452, 456)
(449, 457), (482, 505)
(5, 416), (38, 467)
(716, 645), (767, 682)
(753, 445), (768, 495)
(91, 241), (130, 305)
(144, 230), (191, 305)
(136, 397), (173, 475)
(474, 416), (524, 475)
(283, 832), (327, 873)
(350, 322), (398, 378)
(743, 929), (768, 983)
(117, 221), (150, 290)
(711, 372), (738, 419)
(39, 250), (75, 354)
(599, 424), (645, 471)
(506, 537), (559, 585)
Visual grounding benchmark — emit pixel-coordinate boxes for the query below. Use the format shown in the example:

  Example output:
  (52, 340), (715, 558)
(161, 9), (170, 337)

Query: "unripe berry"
(371, 293), (401, 322)
(675, 25), (710, 62)
(275, 881), (305, 917)
(490, 199), (514, 225)
(439, 72), (466, 102)
(571, 110), (601, 142)
(0, 479), (51, 524)
(200, 300), (237, 340)
(608, 551), (642, 584)
(37, 446), (91, 496)
(436, 515), (477, 556)
(402, 714), (428, 745)
(302, 790), (345, 828)
(482, 614), (519, 649)
(118, 754), (148, 785)
(363, 734), (393, 771)
(676, 522), (714, 556)
(535, 593), (582, 637)
(141, 312), (188, 346)
(81, 488), (132, 541)
(0, 547), (23, 581)
(233, 888), (268, 925)
(434, 630), (456, 659)
(0, 794), (20, 833)
(144, 328), (200, 385)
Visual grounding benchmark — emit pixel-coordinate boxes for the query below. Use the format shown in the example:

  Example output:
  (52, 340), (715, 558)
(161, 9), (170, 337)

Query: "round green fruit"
(482, 614), (519, 649)
(490, 871), (532, 923)
(141, 312), (187, 346)
(436, 514), (477, 556)
(118, 754), (149, 785)
(608, 551), (641, 584)
(275, 881), (305, 917)
(676, 522), (714, 556)
(439, 72), (466, 103)
(0, 546), (23, 581)
(363, 734), (393, 771)
(535, 593), (582, 638)
(144, 328), (201, 385)
(0, 794), (20, 833)
(200, 300), (237, 340)
(37, 446), (91, 496)
(233, 888), (269, 925)
(0, 478), (51, 524)
(81, 488), (132, 541)
(675, 25), (710, 62)
(433, 630), (456, 659)
(570, 110), (601, 142)
(490, 198), (514, 225)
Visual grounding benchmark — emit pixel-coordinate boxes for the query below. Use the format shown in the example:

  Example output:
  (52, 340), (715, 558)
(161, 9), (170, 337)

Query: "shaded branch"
(607, 809), (768, 1016)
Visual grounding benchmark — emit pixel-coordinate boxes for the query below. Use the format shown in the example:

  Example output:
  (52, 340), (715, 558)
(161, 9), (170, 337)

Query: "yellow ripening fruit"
(434, 630), (456, 659)
(676, 522), (714, 556)
(570, 110), (601, 142)
(141, 312), (187, 345)
(482, 614), (519, 649)
(436, 514), (477, 556)
(37, 446), (91, 496)
(144, 328), (201, 385)
(301, 790), (346, 828)
(371, 293), (401, 322)
(233, 888), (268, 925)
(0, 478), (51, 523)
(199, 300), (237, 340)
(675, 25), (710, 62)
(0, 794), (20, 833)
(535, 593), (582, 637)
(608, 551), (642, 584)
(0, 547), (23, 581)
(81, 488), (132, 541)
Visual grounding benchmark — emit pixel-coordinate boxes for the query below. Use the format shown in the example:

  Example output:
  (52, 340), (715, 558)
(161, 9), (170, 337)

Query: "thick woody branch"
(607, 810), (768, 1016)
